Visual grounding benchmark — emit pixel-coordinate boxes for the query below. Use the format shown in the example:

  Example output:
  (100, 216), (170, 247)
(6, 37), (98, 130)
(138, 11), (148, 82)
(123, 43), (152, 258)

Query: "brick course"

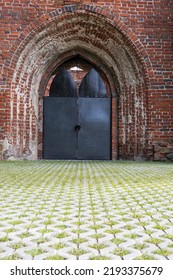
(0, 0), (173, 160)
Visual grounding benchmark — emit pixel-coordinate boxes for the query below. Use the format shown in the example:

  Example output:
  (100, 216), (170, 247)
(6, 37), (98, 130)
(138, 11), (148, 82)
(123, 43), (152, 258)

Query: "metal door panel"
(78, 98), (110, 160)
(43, 97), (77, 159)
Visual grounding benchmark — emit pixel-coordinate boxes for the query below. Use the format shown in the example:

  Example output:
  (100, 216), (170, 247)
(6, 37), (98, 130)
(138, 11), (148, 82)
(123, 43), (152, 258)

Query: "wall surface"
(0, 0), (173, 160)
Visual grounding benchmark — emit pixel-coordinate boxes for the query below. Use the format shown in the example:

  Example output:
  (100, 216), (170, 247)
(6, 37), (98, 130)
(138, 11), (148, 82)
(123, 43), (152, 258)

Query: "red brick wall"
(0, 1), (173, 160)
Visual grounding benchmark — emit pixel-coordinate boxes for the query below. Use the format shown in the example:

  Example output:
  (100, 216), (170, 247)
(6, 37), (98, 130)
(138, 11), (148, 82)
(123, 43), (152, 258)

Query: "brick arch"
(7, 4), (152, 79)
(4, 4), (151, 160)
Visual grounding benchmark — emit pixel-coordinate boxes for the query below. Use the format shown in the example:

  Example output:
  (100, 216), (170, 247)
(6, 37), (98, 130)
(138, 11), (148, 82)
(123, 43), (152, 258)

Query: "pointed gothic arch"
(2, 5), (151, 160)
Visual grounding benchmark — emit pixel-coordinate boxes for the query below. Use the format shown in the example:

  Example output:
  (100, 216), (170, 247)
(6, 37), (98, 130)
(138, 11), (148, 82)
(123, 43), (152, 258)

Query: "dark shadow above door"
(49, 68), (77, 97)
(49, 68), (107, 97)
(79, 68), (107, 97)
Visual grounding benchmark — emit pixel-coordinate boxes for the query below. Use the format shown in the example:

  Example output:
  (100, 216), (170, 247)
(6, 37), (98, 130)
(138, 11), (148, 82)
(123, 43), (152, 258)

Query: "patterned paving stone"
(0, 160), (173, 260)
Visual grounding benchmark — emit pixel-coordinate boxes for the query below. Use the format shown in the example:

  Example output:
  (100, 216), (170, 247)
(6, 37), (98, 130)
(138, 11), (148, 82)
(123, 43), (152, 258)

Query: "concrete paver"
(0, 160), (173, 260)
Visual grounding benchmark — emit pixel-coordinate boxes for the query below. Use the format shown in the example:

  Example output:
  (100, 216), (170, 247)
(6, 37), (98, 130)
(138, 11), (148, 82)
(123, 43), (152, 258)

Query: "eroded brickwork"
(0, 1), (173, 160)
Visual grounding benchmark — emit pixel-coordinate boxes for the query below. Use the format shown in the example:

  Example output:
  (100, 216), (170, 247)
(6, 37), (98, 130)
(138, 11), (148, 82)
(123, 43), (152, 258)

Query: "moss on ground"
(0, 160), (173, 260)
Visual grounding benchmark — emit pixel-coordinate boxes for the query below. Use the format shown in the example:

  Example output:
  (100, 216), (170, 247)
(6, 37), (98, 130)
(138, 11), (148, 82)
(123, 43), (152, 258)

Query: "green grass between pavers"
(90, 256), (111, 260)
(68, 249), (88, 257)
(33, 238), (49, 244)
(146, 238), (163, 245)
(153, 249), (172, 257)
(4, 228), (16, 233)
(0, 254), (21, 260)
(111, 238), (126, 245)
(89, 243), (108, 250)
(71, 238), (88, 245)
(161, 234), (173, 240)
(0, 160), (173, 260)
(45, 255), (66, 260)
(0, 236), (11, 242)
(10, 242), (27, 249)
(113, 248), (130, 257)
(55, 232), (69, 239)
(25, 248), (46, 257)
(135, 254), (156, 260)
(51, 243), (65, 250)
(133, 243), (148, 250)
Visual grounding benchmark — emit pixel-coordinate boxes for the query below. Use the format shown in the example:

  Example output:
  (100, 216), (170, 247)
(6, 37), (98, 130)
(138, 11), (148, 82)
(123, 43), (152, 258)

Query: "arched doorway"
(4, 6), (150, 160)
(43, 66), (111, 160)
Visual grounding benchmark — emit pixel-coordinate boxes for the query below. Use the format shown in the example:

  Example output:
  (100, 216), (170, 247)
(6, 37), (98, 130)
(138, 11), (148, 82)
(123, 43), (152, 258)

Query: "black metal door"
(78, 98), (110, 160)
(43, 68), (111, 160)
(43, 97), (77, 159)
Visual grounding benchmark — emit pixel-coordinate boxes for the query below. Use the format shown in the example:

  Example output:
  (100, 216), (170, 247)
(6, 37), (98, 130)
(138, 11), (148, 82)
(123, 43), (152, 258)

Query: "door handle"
(74, 124), (81, 132)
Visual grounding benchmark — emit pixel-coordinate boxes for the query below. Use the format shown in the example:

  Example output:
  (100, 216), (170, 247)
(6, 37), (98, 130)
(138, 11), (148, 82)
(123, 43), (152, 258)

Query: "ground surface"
(0, 160), (173, 260)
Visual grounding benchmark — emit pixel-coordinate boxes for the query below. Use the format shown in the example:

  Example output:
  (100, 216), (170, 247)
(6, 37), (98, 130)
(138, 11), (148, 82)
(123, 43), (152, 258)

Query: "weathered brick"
(0, 1), (172, 160)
